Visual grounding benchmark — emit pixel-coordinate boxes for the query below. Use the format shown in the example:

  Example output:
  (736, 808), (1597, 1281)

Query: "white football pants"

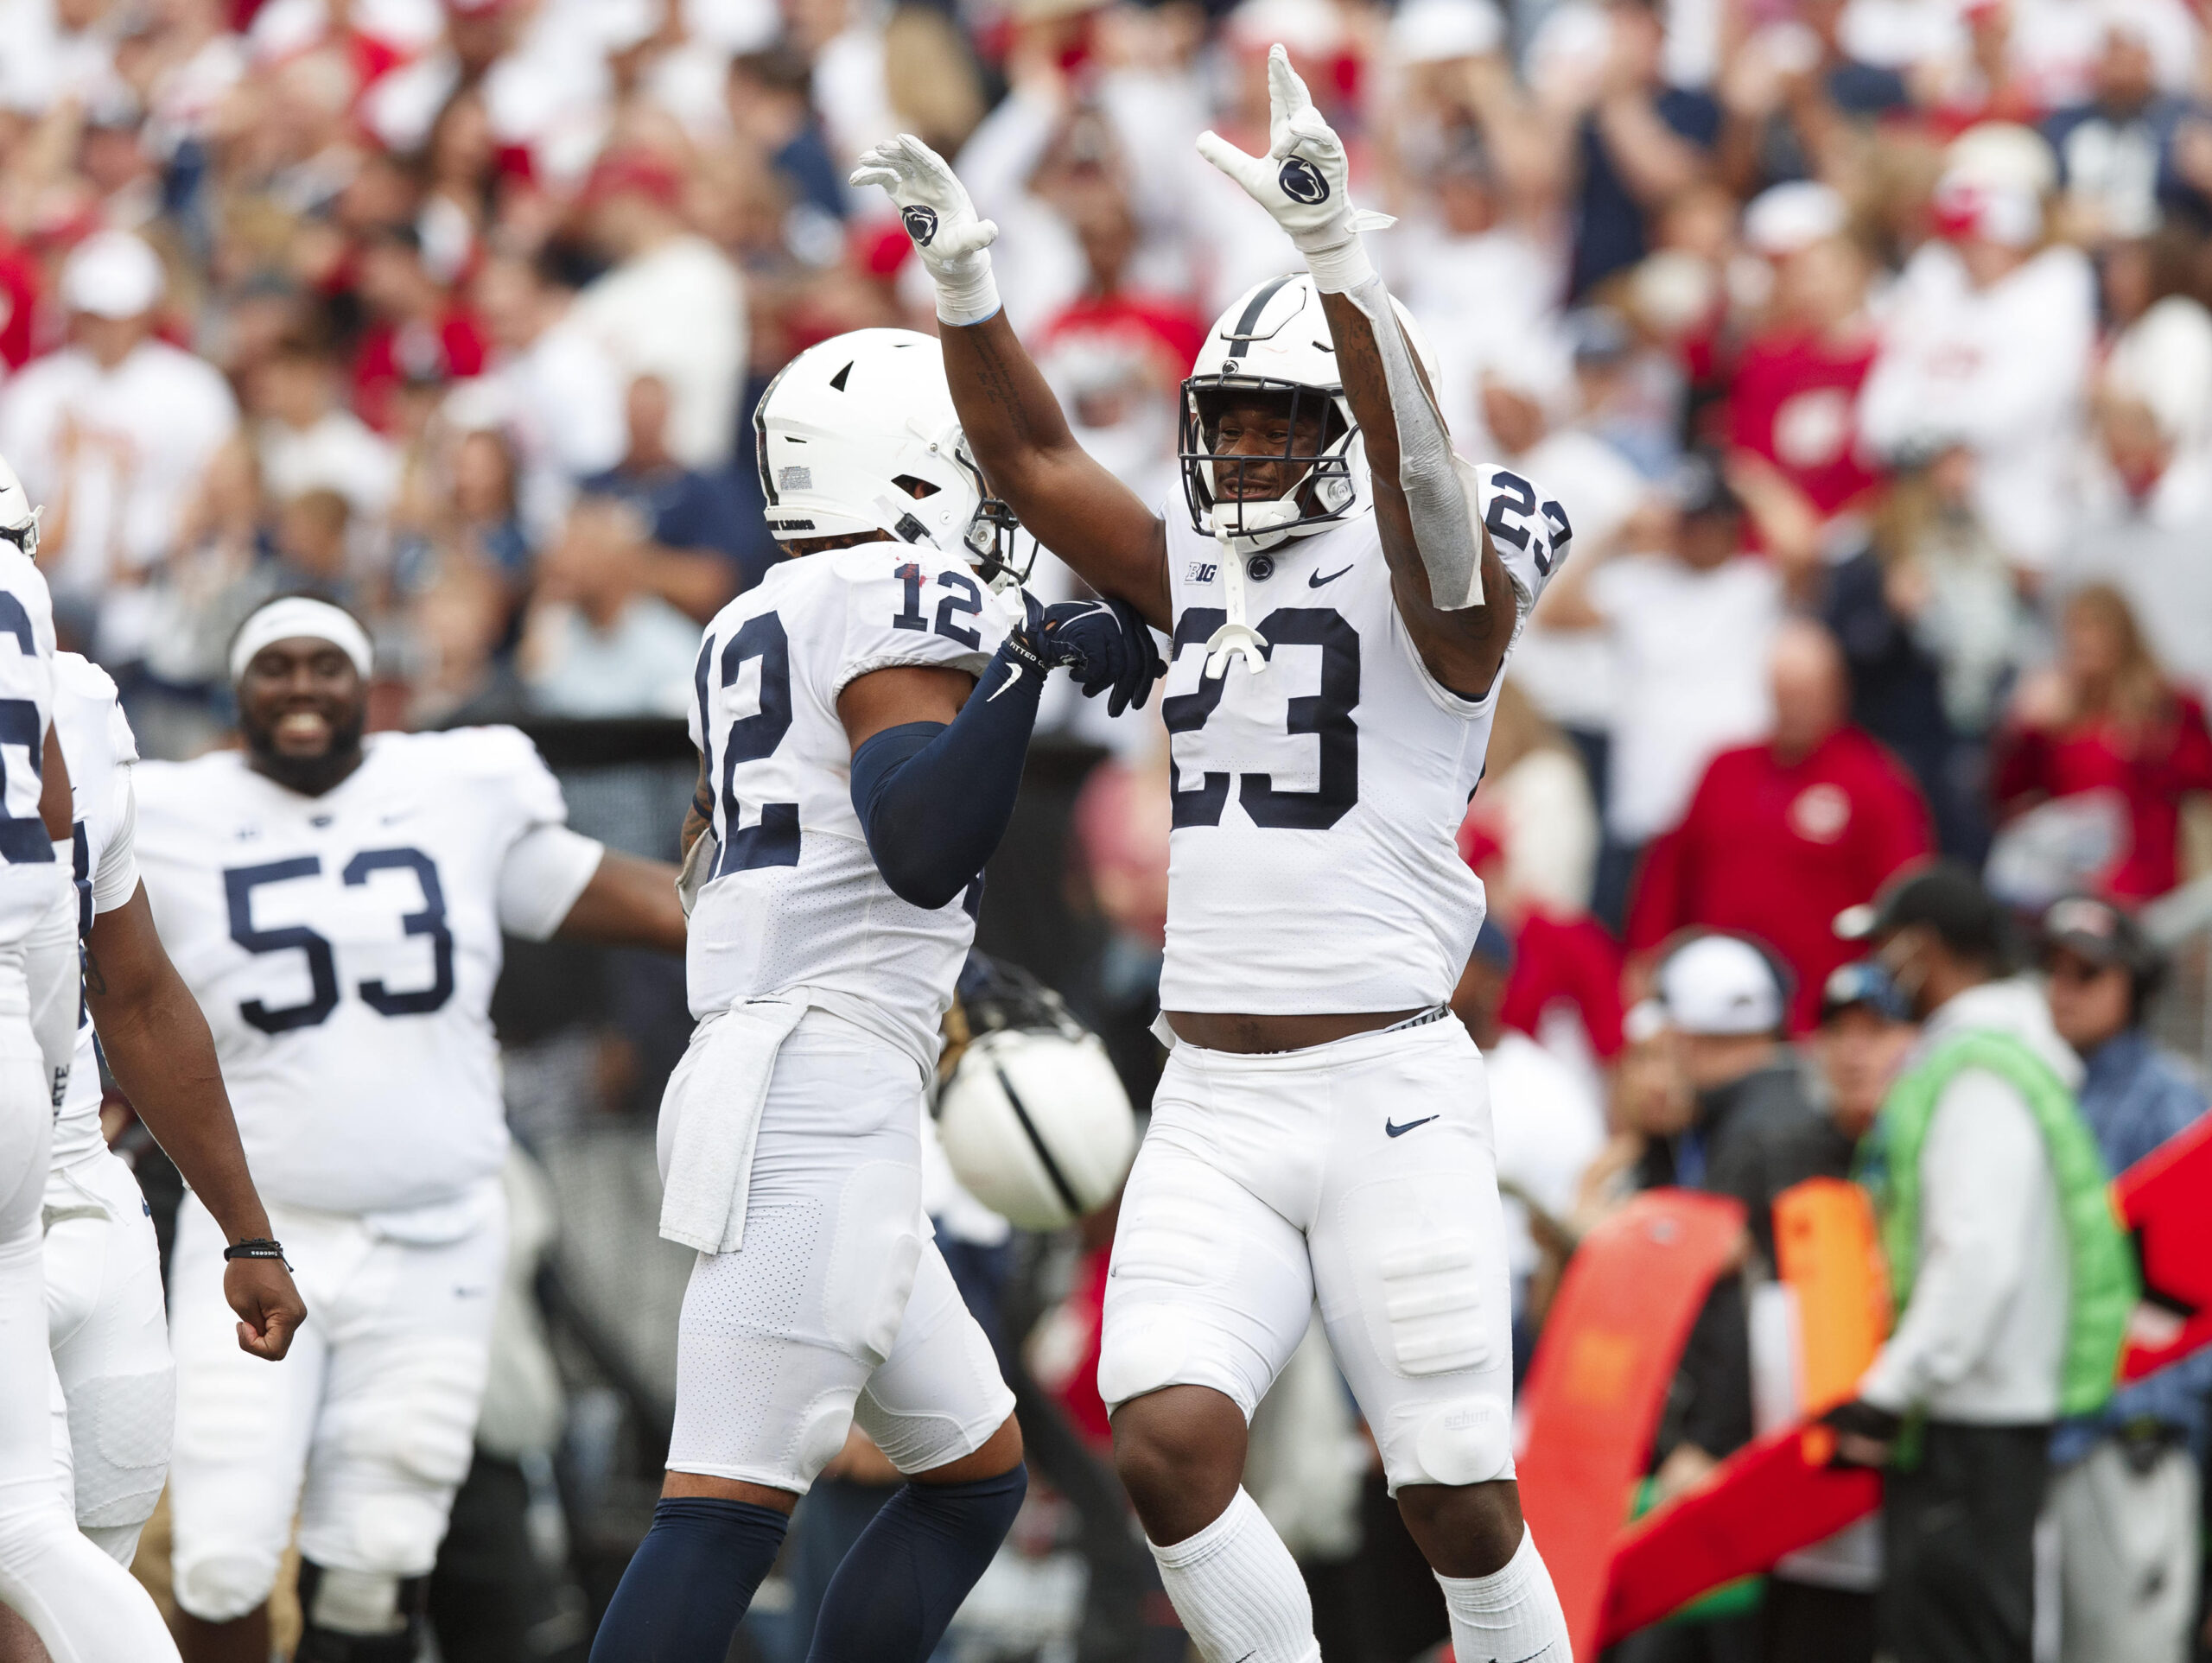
(0, 949), (179, 1660)
(167, 1184), (505, 1622)
(664, 1010), (1014, 1494)
(43, 1146), (175, 1565)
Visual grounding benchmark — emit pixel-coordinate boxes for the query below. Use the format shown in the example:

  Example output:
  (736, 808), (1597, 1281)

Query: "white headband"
(229, 598), (374, 685)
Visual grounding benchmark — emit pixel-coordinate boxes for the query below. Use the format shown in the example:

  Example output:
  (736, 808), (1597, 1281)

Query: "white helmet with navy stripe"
(754, 327), (1020, 581)
(1180, 270), (1441, 555)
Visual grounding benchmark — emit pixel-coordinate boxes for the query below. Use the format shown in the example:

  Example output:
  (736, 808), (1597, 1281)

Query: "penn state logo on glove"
(1277, 156), (1330, 205)
(901, 204), (939, 246)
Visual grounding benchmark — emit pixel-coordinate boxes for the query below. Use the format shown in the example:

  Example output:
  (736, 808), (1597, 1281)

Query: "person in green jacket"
(1823, 862), (2132, 1663)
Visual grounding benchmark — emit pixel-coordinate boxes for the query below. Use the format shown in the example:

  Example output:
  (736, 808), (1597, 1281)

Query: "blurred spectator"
(1451, 919), (1605, 1334)
(1993, 582), (2212, 902)
(577, 374), (765, 617)
(270, 487), (355, 599)
(1800, 959), (1915, 1171)
(1568, 0), (1725, 297)
(251, 335), (398, 530)
(572, 149), (747, 472)
(352, 225), (490, 434)
(0, 230), (238, 659)
(2058, 295), (2212, 701)
(1857, 139), (2095, 576)
(518, 497), (702, 720)
(1469, 681), (1600, 917)
(2042, 17), (2207, 243)
(1485, 337), (1649, 772)
(1537, 457), (1783, 928)
(467, 252), (628, 543)
(728, 46), (849, 230)
(1630, 620), (1934, 1031)
(1726, 182), (1882, 536)
(1761, 958), (1916, 1663)
(2037, 893), (2210, 1663)
(1630, 931), (1822, 1663)
(1831, 862), (2124, 1663)
(1822, 446), (2031, 862)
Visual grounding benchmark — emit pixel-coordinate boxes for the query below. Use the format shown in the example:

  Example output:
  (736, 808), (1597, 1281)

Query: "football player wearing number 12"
(133, 594), (689, 1663)
(857, 45), (1576, 1663)
(586, 328), (1159, 1663)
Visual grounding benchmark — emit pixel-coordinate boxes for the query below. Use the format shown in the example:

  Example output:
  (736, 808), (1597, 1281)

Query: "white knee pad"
(334, 1342), (482, 1489)
(67, 1364), (174, 1532)
(1096, 1314), (1206, 1414)
(1410, 1396), (1514, 1488)
(174, 1547), (283, 1623)
(822, 1160), (924, 1368)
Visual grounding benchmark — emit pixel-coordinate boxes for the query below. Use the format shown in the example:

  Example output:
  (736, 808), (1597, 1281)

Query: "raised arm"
(1313, 288), (1516, 695)
(1195, 48), (1567, 701)
(851, 137), (1173, 629)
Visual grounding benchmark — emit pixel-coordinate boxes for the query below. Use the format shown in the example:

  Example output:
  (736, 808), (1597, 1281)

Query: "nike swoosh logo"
(1309, 563), (1354, 588)
(1385, 1115), (1440, 1138)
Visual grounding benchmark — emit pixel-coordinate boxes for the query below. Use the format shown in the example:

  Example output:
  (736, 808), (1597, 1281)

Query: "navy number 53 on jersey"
(223, 847), (454, 1035)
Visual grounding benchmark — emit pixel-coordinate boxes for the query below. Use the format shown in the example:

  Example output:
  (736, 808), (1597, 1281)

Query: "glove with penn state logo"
(1196, 45), (1394, 292)
(1002, 593), (1165, 716)
(849, 134), (1001, 326)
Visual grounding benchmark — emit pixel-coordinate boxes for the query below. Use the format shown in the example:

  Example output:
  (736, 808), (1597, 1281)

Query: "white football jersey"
(135, 727), (603, 1216)
(687, 544), (1014, 1073)
(1156, 494), (1548, 1015)
(51, 653), (139, 1166)
(0, 548), (60, 950)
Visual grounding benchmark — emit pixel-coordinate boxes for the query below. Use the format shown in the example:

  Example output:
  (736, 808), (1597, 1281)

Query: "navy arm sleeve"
(849, 653), (1045, 911)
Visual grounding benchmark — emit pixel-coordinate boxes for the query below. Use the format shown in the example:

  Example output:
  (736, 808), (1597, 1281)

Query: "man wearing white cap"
(1858, 132), (2094, 574)
(1635, 934), (1821, 1554)
(0, 230), (237, 657)
(132, 594), (689, 1663)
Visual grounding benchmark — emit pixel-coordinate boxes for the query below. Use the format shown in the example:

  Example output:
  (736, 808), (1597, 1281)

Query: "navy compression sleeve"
(849, 651), (1044, 911)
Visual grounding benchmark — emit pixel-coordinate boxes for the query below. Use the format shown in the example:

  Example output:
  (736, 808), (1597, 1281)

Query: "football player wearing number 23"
(857, 44), (1576, 1663)
(131, 593), (689, 1663)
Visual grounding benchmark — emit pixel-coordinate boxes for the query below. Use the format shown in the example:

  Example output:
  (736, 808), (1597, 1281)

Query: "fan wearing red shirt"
(351, 225), (487, 431)
(1993, 583), (2212, 901)
(1629, 619), (1933, 1030)
(1726, 182), (1882, 525)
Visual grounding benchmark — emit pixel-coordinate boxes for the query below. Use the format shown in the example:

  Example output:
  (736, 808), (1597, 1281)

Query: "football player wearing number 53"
(132, 593), (689, 1663)
(855, 44), (1575, 1663)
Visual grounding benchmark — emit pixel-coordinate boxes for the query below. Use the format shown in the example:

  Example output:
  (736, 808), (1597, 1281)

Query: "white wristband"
(933, 257), (1002, 327)
(1300, 231), (1376, 294)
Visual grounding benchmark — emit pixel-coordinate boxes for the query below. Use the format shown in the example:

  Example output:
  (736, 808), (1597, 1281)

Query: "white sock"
(1147, 1488), (1321, 1663)
(1435, 1526), (1571, 1663)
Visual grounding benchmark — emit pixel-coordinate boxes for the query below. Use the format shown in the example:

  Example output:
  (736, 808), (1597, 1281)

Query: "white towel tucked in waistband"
(656, 996), (810, 1254)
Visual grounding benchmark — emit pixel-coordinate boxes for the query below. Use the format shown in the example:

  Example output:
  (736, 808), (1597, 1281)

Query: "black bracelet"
(224, 1237), (292, 1270)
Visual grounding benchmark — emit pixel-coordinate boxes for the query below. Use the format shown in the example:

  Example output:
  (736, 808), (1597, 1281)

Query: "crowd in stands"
(5, 0), (2212, 1654)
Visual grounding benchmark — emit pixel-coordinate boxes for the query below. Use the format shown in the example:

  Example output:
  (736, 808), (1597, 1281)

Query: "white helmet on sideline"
(0, 454), (39, 562)
(753, 327), (1021, 582)
(935, 1027), (1136, 1231)
(1179, 270), (1440, 555)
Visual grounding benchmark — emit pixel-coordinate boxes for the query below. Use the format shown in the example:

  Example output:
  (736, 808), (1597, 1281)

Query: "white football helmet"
(935, 1027), (1137, 1231)
(753, 327), (1023, 582)
(1180, 270), (1441, 555)
(0, 454), (39, 561)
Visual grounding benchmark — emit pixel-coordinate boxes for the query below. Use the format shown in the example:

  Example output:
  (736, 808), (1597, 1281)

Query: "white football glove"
(849, 134), (1002, 325)
(1196, 45), (1392, 292)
